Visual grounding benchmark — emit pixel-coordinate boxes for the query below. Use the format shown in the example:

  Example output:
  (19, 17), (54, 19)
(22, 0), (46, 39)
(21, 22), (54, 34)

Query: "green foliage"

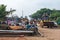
(56, 17), (60, 25)
(30, 8), (60, 21)
(0, 4), (6, 19)
(30, 8), (52, 19)
(50, 11), (60, 20)
(0, 4), (16, 21)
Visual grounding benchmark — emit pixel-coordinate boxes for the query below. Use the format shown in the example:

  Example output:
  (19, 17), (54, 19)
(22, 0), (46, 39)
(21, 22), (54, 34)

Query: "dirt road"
(41, 28), (60, 40)
(25, 27), (60, 40)
(0, 27), (60, 40)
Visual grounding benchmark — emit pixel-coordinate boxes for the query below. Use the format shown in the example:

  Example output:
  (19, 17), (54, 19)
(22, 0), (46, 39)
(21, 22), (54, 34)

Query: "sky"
(0, 0), (60, 18)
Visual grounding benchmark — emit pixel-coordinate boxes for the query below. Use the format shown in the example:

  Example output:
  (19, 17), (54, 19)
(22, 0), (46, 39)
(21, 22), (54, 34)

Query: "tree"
(30, 8), (60, 21)
(30, 8), (52, 19)
(50, 11), (60, 20)
(56, 17), (60, 25)
(0, 4), (16, 21)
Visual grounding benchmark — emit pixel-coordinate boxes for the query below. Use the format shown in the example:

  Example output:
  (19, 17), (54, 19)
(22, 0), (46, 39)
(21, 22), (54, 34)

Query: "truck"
(0, 21), (38, 36)
(42, 21), (58, 28)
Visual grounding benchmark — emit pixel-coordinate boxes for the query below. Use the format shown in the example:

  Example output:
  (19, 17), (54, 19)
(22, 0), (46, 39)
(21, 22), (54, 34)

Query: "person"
(37, 21), (40, 27)
(7, 20), (11, 25)
(26, 22), (31, 30)
(29, 21), (37, 28)
(16, 23), (19, 26)
(26, 21), (36, 30)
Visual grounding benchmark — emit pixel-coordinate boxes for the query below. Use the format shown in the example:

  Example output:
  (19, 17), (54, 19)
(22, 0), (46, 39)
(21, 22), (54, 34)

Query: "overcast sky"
(0, 0), (60, 18)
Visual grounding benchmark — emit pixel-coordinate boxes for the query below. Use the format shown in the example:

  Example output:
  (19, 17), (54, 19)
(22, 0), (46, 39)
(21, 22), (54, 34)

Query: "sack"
(9, 26), (23, 30)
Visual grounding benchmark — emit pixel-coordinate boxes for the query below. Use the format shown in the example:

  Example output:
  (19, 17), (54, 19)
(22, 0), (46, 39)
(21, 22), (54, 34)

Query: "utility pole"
(10, 8), (12, 16)
(22, 9), (23, 18)
(10, 8), (13, 21)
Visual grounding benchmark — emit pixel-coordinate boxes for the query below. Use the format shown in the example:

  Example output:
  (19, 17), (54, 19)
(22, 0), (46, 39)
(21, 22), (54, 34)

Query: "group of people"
(7, 20), (38, 30)
(18, 20), (38, 30)
(0, 18), (39, 30)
